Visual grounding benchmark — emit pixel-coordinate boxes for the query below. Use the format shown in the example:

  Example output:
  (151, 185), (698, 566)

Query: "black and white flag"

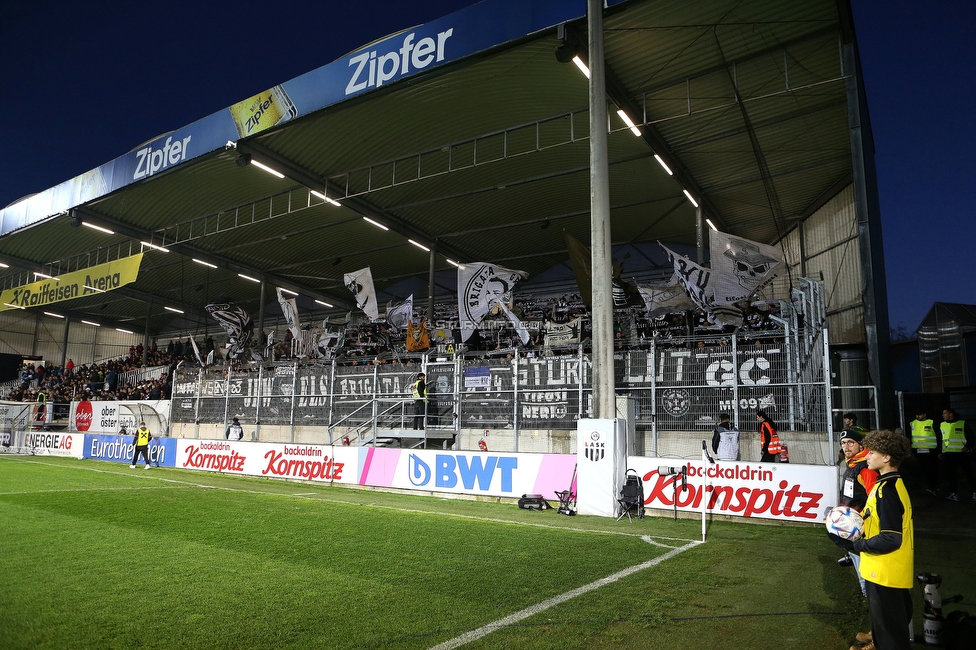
(709, 231), (784, 305)
(386, 294), (413, 331)
(276, 288), (301, 339)
(457, 263), (528, 342)
(659, 244), (742, 328)
(637, 274), (696, 318)
(205, 302), (253, 360)
(343, 267), (379, 320)
(545, 316), (581, 348)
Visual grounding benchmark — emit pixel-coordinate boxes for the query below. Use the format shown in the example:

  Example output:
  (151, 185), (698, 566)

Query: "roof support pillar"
(257, 279), (267, 356)
(588, 0), (615, 420)
(427, 242), (437, 325)
(60, 317), (70, 368)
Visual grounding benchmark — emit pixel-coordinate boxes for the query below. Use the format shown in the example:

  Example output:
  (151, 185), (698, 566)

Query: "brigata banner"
(0, 253), (143, 312)
(628, 456), (838, 523)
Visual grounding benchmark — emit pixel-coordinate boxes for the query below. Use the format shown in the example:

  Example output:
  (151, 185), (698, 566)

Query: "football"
(825, 505), (864, 541)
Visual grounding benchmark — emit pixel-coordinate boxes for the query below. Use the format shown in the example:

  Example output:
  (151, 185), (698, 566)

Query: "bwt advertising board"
(358, 447), (577, 498)
(627, 457), (838, 523)
(84, 434), (177, 467)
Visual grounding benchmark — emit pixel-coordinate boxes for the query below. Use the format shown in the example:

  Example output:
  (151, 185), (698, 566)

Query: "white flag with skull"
(457, 263), (528, 342)
(343, 267), (379, 320)
(386, 294), (413, 331)
(708, 231), (784, 305)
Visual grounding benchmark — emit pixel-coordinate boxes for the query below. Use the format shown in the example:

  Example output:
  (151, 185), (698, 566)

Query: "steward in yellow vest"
(909, 410), (939, 494)
(130, 421), (153, 469)
(939, 408), (975, 501)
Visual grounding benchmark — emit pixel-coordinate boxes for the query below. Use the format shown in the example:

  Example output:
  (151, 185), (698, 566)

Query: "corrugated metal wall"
(784, 184), (863, 344)
(0, 310), (142, 366)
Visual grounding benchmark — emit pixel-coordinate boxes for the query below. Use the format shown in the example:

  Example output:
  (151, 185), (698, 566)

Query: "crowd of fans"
(4, 344), (180, 415)
(271, 294), (790, 366)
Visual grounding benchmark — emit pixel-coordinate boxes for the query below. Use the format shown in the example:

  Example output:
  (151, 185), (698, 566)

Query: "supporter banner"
(386, 295), (413, 331)
(458, 263), (528, 341)
(637, 276), (695, 318)
(357, 447), (576, 498)
(0, 253), (143, 312)
(545, 317), (581, 348)
(84, 433), (177, 467)
(206, 302), (253, 360)
(628, 456), (838, 523)
(20, 430), (84, 458)
(69, 400), (172, 435)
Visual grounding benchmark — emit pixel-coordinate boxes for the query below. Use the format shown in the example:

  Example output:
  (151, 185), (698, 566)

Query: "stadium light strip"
(192, 258), (218, 269)
(654, 154), (673, 176)
(34, 271), (57, 280)
(238, 273), (260, 283)
(116, 328), (133, 334)
(4, 303), (25, 310)
(83, 285), (106, 293)
(408, 239), (430, 252)
(363, 216), (389, 231)
(446, 258), (465, 269)
(572, 56), (590, 78)
(43, 311), (64, 318)
(310, 190), (341, 206)
(250, 159), (285, 179)
(0, 262), (8, 268)
(616, 110), (641, 137)
(164, 306), (184, 314)
(706, 218), (718, 232)
(278, 288), (298, 296)
(314, 299), (333, 307)
(141, 241), (170, 253)
(81, 320), (101, 327)
(683, 189), (699, 208)
(82, 222), (115, 235)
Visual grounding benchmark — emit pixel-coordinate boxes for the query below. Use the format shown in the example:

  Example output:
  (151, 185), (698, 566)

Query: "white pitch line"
(0, 485), (190, 496)
(427, 538), (701, 650)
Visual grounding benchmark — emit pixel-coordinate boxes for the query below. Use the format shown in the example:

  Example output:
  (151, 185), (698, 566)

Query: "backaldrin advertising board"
(627, 457), (838, 524)
(173, 439), (356, 484)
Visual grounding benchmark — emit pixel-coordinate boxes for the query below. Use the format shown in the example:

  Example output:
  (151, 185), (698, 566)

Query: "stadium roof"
(0, 0), (869, 338)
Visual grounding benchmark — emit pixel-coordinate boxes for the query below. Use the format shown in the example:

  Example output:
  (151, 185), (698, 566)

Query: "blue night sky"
(1, 1), (973, 333)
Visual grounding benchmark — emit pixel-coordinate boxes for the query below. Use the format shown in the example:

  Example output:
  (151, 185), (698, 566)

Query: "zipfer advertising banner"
(627, 456), (838, 524)
(0, 0), (590, 236)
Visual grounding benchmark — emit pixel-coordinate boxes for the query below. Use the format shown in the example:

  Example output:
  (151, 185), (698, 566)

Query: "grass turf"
(1, 455), (972, 649)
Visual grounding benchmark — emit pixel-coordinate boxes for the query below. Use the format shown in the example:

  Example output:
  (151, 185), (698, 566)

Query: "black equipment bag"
(518, 494), (551, 510)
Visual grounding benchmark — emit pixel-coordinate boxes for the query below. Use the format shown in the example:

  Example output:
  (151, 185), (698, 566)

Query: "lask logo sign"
(75, 401), (93, 431)
(584, 430), (604, 462)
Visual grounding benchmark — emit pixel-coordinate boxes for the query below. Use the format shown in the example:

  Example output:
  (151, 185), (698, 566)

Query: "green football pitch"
(1, 455), (971, 649)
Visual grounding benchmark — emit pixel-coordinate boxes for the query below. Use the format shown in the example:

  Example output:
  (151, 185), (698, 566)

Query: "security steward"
(130, 421), (153, 469)
(940, 408), (975, 501)
(909, 409), (939, 495)
(411, 372), (426, 430)
(225, 417), (244, 441)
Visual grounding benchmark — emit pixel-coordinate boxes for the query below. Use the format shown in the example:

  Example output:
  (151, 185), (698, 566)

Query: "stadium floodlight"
(408, 239), (430, 252)
(314, 299), (333, 307)
(683, 189), (699, 208)
(82, 222), (115, 235)
(43, 311), (64, 318)
(250, 159), (285, 179)
(278, 288), (298, 296)
(616, 109), (641, 137)
(363, 216), (389, 231)
(310, 190), (341, 206)
(81, 320), (101, 327)
(192, 258), (217, 269)
(116, 328), (134, 334)
(238, 273), (260, 283)
(0, 262), (8, 268)
(572, 55), (590, 78)
(706, 218), (718, 232)
(141, 241), (170, 253)
(4, 303), (25, 310)
(654, 154), (673, 176)
(164, 306), (184, 314)
(34, 271), (56, 280)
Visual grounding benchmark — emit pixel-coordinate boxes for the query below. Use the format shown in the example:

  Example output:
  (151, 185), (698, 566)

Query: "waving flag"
(205, 302), (253, 360)
(709, 231), (784, 305)
(386, 294), (413, 331)
(276, 288), (301, 339)
(343, 267), (379, 320)
(457, 263), (528, 342)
